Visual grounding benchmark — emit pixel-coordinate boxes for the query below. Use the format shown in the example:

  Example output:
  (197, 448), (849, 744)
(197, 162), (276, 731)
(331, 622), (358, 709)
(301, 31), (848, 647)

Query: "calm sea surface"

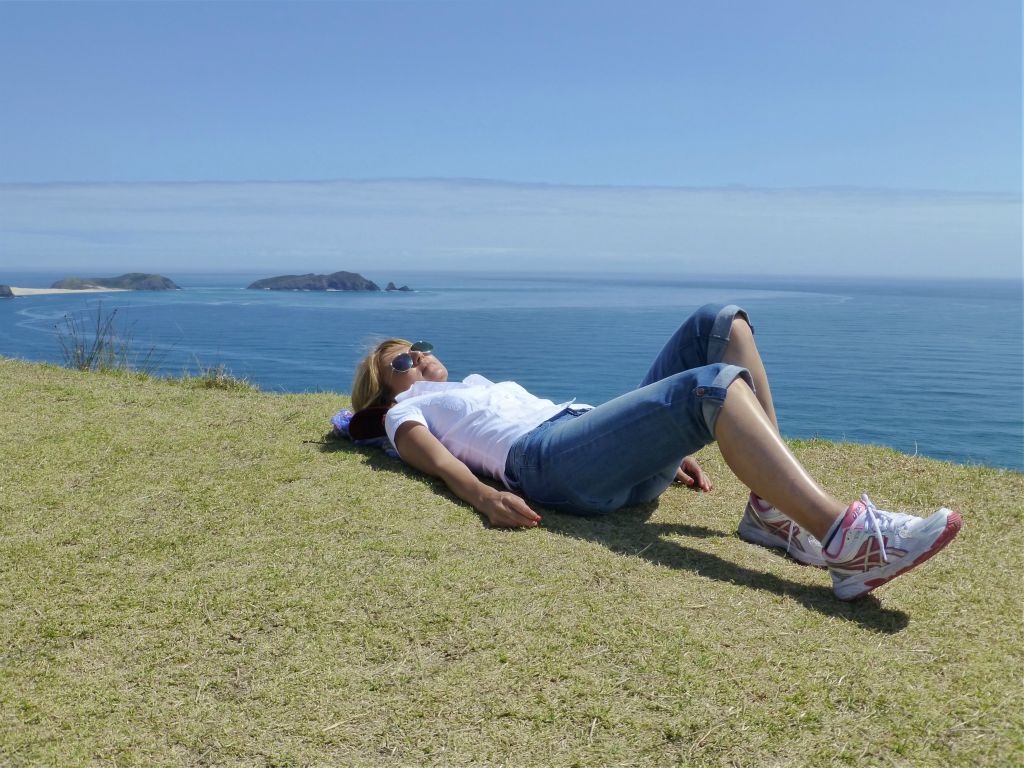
(1, 270), (1021, 470)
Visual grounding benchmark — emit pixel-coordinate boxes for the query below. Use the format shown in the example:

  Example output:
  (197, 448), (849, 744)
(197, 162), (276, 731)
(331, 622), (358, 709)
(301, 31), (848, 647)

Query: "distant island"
(51, 273), (180, 291)
(247, 271), (412, 292)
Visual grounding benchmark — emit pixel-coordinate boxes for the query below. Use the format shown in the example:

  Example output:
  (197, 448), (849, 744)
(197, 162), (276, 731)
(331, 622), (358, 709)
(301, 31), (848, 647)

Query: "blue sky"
(0, 0), (1020, 276)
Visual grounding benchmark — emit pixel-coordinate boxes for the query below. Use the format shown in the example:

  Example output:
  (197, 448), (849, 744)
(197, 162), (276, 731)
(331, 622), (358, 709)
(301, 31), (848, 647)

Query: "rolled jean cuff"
(698, 363), (754, 437)
(707, 304), (751, 363)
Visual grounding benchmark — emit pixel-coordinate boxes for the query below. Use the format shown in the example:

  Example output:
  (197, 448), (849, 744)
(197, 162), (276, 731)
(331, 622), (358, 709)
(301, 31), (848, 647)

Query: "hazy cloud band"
(1, 179), (1019, 277)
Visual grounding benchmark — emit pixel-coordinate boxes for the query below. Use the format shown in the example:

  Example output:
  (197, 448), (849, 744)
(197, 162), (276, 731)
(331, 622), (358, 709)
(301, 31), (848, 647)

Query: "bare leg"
(720, 317), (779, 432)
(677, 316), (781, 486)
(715, 378), (844, 540)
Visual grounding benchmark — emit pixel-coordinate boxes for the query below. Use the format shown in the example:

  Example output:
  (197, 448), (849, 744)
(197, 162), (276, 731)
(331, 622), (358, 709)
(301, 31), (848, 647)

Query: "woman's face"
(379, 344), (448, 401)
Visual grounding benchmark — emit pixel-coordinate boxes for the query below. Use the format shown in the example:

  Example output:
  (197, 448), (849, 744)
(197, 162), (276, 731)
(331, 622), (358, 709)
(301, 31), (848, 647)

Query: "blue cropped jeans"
(504, 304), (754, 515)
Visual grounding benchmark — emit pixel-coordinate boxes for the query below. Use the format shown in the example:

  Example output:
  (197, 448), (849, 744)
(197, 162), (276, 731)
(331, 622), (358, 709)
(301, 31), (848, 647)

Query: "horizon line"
(0, 176), (1018, 200)
(4, 268), (1022, 284)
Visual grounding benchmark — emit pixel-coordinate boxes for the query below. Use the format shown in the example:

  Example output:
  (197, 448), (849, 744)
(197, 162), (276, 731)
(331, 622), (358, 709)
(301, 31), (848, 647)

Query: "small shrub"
(55, 302), (161, 374)
(187, 361), (256, 392)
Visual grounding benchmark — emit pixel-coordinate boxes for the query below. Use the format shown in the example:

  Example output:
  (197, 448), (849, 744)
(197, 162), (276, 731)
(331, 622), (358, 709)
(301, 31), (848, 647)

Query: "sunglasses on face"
(389, 341), (434, 373)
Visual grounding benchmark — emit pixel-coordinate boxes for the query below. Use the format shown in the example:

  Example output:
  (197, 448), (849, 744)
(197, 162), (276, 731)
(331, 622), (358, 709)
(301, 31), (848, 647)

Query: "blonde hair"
(351, 338), (411, 411)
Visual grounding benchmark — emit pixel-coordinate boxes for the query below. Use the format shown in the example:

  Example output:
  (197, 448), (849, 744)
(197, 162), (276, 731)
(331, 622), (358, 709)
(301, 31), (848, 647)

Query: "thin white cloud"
(0, 179), (1019, 277)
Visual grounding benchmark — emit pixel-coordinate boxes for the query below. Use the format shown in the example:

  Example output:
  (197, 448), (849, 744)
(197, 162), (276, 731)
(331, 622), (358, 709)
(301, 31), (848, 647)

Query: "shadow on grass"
(316, 439), (909, 634)
(539, 504), (909, 634)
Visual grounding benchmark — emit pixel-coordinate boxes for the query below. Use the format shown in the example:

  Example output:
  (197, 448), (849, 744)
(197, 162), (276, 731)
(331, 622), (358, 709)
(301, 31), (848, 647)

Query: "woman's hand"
(480, 491), (543, 528)
(393, 422), (542, 529)
(675, 455), (712, 491)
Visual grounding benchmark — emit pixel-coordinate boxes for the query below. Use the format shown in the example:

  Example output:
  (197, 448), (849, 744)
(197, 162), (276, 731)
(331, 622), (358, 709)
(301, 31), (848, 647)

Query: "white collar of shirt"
(394, 373), (494, 403)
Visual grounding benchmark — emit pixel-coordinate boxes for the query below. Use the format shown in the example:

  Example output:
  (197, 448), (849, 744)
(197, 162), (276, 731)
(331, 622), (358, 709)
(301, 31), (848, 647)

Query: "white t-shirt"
(384, 374), (590, 485)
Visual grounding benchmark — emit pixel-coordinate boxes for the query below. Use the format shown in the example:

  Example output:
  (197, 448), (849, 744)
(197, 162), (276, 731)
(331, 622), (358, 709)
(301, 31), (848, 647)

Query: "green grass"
(1, 357), (1020, 767)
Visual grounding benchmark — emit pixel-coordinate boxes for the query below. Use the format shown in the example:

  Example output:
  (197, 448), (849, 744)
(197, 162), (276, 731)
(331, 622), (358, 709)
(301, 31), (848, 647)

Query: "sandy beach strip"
(8, 286), (130, 296)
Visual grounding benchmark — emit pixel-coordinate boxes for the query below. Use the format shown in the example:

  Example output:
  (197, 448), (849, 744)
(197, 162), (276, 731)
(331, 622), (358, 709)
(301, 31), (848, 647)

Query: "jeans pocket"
(523, 476), (619, 515)
(515, 462), (575, 511)
(527, 493), (607, 516)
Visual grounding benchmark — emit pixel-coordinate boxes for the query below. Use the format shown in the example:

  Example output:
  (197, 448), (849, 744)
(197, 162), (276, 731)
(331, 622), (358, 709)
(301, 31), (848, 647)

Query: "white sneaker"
(825, 494), (962, 601)
(737, 493), (827, 568)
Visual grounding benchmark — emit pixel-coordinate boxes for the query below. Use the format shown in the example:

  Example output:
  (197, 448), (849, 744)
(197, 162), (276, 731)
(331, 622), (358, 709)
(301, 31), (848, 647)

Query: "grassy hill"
(1, 357), (1020, 767)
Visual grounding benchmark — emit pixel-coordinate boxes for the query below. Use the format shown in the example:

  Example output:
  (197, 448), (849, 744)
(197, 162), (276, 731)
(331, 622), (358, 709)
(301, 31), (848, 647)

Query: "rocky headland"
(0, 285), (14, 299)
(51, 273), (180, 291)
(247, 271), (412, 292)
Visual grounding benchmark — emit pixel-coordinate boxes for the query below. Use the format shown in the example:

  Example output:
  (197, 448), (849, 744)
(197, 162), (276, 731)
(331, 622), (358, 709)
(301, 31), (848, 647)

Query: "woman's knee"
(692, 303), (728, 329)
(729, 314), (754, 344)
(704, 305), (750, 363)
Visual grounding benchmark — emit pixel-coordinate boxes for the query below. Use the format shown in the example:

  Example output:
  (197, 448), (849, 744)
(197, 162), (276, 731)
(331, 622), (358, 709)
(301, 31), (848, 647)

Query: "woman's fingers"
(506, 495), (542, 526)
(680, 457), (713, 491)
(690, 466), (712, 492)
(693, 464), (713, 491)
(487, 493), (542, 528)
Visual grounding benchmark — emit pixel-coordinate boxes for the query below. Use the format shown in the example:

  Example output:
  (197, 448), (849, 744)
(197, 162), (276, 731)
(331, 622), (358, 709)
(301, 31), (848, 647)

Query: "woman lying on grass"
(350, 304), (961, 601)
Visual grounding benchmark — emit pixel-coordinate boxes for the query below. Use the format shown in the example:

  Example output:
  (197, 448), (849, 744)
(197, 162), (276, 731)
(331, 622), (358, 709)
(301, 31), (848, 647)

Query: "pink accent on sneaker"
(862, 513), (962, 589)
(737, 492), (827, 568)
(824, 506), (907, 565)
(825, 495), (963, 601)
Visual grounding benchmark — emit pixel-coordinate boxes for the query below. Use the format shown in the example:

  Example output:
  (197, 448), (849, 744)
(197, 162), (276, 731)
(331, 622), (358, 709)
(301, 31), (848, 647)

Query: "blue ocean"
(1, 270), (1021, 471)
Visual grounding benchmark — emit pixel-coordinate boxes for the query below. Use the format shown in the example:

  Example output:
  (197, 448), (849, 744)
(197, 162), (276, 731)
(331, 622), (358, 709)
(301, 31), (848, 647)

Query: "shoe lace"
(860, 493), (889, 564)
(786, 522), (796, 557)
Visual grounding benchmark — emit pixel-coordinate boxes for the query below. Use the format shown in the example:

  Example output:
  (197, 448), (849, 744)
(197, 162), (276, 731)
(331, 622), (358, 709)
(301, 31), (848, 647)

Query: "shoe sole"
(831, 510), (962, 601)
(737, 513), (828, 569)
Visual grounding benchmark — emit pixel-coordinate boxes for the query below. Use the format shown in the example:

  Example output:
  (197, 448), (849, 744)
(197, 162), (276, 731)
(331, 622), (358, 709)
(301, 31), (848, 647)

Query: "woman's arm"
(393, 422), (542, 528)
